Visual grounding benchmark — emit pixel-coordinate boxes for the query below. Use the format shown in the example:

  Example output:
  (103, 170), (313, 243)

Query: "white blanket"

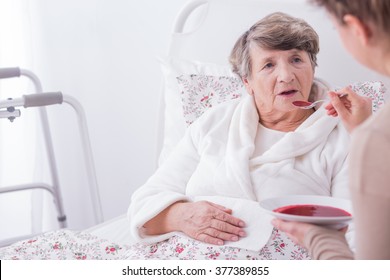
(128, 95), (351, 251)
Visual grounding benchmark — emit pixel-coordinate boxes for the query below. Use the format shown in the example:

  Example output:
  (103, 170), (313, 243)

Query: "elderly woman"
(125, 12), (351, 260)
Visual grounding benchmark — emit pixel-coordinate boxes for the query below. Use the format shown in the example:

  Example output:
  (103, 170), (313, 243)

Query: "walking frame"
(0, 67), (103, 247)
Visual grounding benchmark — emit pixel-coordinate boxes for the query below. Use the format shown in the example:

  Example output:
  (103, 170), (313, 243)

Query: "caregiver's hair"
(311, 0), (390, 34)
(229, 12), (319, 79)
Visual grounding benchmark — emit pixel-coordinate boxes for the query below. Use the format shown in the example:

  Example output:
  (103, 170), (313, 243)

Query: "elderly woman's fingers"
(176, 201), (248, 245)
(207, 201), (233, 214)
(201, 201), (246, 228)
(210, 218), (246, 237)
(193, 226), (242, 246)
(195, 233), (226, 246)
(192, 227), (242, 246)
(204, 227), (241, 243)
(213, 209), (246, 227)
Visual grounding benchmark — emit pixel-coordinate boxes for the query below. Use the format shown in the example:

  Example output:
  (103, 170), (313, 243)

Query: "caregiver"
(273, 0), (390, 260)
(127, 12), (352, 260)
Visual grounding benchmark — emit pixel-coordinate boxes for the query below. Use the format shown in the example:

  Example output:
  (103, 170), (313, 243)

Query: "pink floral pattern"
(0, 230), (132, 260)
(177, 77), (386, 128)
(124, 228), (310, 260)
(349, 81), (386, 112)
(0, 228), (309, 260)
(177, 74), (244, 126)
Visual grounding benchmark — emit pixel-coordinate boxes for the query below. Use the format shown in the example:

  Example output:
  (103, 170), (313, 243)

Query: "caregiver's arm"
(143, 200), (246, 245)
(272, 220), (354, 259)
(349, 124), (390, 259)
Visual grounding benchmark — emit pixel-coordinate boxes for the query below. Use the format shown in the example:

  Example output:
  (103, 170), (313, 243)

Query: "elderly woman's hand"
(325, 87), (372, 133)
(143, 200), (246, 245)
(175, 201), (247, 245)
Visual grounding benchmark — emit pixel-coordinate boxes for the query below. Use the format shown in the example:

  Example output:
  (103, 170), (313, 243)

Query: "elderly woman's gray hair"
(230, 12), (319, 79)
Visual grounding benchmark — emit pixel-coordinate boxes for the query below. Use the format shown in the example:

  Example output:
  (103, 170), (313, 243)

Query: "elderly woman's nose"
(277, 65), (295, 83)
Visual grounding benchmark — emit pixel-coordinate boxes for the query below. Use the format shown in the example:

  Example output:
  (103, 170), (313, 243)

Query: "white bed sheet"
(85, 214), (135, 245)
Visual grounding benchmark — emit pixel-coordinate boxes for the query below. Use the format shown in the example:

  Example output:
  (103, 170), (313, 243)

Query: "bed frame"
(156, 0), (389, 156)
(88, 0), (389, 244)
(2, 0), (387, 247)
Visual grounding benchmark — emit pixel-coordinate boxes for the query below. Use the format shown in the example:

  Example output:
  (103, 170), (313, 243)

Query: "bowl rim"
(259, 195), (353, 223)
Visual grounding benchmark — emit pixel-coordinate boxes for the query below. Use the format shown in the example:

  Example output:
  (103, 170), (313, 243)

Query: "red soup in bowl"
(273, 204), (351, 217)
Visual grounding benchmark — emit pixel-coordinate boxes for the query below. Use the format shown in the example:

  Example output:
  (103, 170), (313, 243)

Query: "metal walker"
(0, 67), (103, 246)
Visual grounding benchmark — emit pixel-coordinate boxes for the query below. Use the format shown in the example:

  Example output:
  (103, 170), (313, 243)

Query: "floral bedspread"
(0, 230), (131, 260)
(0, 228), (309, 260)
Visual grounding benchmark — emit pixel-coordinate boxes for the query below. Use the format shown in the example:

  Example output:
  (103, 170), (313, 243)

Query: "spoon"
(292, 93), (348, 109)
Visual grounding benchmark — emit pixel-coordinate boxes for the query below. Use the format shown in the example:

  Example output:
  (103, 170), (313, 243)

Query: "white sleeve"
(127, 127), (200, 243)
(330, 154), (349, 198)
(328, 123), (350, 199)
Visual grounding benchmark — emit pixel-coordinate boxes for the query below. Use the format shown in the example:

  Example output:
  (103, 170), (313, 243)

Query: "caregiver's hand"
(272, 219), (317, 247)
(272, 219), (348, 247)
(143, 201), (246, 245)
(324, 86), (372, 133)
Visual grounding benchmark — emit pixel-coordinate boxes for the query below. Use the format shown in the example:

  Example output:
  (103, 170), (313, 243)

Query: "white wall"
(25, 0), (186, 229)
(1, 0), (389, 239)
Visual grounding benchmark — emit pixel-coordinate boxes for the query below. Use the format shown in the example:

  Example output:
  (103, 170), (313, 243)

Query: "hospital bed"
(0, 0), (387, 253)
(86, 0), (387, 245)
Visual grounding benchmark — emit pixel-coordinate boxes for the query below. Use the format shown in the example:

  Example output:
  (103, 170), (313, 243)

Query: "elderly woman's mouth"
(278, 90), (298, 96)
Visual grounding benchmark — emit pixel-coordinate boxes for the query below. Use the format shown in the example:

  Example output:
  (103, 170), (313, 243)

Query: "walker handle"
(0, 68), (21, 79)
(23, 92), (63, 108)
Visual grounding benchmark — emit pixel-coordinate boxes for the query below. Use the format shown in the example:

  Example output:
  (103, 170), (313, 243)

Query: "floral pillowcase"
(176, 74), (245, 126)
(349, 81), (386, 113)
(158, 57), (245, 164)
(176, 75), (386, 127)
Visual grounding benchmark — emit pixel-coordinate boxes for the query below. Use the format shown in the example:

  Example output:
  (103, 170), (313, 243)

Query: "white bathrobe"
(128, 95), (350, 251)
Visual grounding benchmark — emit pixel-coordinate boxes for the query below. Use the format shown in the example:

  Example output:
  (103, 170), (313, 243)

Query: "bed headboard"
(156, 0), (389, 163)
(169, 0), (387, 83)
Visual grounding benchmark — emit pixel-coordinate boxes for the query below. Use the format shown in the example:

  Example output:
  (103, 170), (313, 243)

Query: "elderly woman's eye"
(263, 63), (274, 69)
(292, 57), (302, 63)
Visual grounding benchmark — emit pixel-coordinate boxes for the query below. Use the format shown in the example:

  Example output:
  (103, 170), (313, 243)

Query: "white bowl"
(259, 195), (353, 229)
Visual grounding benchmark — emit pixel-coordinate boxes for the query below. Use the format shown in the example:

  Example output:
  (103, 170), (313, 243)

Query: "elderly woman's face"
(243, 47), (314, 114)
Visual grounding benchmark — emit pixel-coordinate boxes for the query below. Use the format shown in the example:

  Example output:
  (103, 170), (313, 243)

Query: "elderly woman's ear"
(242, 77), (255, 96)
